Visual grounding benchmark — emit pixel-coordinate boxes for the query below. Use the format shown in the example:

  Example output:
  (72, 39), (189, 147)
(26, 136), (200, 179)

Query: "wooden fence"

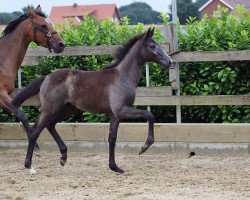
(17, 25), (250, 106)
(14, 24), (250, 120)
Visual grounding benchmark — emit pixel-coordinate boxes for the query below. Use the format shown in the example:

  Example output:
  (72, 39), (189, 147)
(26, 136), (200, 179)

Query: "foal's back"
(40, 68), (119, 114)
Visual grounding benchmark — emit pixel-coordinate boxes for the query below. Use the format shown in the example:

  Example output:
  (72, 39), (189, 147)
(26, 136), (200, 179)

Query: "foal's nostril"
(58, 42), (66, 48)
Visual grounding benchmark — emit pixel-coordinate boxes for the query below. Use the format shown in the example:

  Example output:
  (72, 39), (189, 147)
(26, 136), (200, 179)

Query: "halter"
(30, 17), (58, 53)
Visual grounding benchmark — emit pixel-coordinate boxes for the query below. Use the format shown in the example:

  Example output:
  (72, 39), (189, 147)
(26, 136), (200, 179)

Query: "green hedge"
(179, 5), (250, 122)
(0, 6), (249, 123)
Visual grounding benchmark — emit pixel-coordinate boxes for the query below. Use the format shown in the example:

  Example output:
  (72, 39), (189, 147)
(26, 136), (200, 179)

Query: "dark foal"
(13, 28), (172, 174)
(0, 5), (65, 146)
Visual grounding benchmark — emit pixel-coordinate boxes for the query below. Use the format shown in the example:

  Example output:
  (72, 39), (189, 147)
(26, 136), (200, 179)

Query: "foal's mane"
(1, 11), (46, 37)
(103, 32), (146, 69)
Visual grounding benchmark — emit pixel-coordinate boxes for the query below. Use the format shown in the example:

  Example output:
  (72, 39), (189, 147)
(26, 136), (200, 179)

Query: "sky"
(0, 0), (172, 15)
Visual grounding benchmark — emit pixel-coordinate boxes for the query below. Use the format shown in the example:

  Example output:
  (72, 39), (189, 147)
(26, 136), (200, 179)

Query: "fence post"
(18, 68), (22, 89)
(163, 24), (181, 123)
(145, 63), (151, 111)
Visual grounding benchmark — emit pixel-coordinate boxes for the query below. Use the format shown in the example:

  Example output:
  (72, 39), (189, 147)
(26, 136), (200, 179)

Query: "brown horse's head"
(28, 6), (66, 53)
(140, 27), (173, 69)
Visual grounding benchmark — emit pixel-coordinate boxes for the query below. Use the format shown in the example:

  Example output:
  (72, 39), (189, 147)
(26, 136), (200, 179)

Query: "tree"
(0, 5), (36, 25)
(169, 0), (209, 24)
(22, 5), (35, 13)
(195, 0), (209, 9)
(119, 2), (163, 25)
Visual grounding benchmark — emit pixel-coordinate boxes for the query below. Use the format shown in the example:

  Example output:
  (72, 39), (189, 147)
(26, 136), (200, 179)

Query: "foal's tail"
(12, 76), (46, 107)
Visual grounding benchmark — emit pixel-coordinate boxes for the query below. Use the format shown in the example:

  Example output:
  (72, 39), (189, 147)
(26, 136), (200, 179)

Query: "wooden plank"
(21, 56), (40, 66)
(135, 95), (250, 106)
(0, 123), (249, 143)
(172, 50), (250, 62)
(10, 88), (250, 106)
(136, 86), (172, 97)
(21, 49), (250, 66)
(25, 44), (170, 57)
(10, 87), (172, 106)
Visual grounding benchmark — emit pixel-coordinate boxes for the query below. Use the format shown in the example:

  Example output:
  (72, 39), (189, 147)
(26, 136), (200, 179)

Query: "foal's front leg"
(116, 107), (155, 155)
(108, 117), (123, 173)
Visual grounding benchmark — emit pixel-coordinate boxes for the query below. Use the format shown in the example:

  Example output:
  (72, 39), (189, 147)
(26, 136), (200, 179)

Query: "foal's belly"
(69, 89), (112, 114)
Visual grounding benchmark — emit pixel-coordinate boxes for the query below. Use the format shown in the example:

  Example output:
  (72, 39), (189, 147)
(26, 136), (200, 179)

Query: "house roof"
(199, 0), (234, 12)
(49, 4), (120, 25)
(225, 0), (250, 7)
(199, 0), (250, 12)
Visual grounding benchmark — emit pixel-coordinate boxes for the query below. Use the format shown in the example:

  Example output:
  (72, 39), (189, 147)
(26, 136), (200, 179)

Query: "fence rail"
(11, 89), (250, 106)
(22, 48), (250, 66)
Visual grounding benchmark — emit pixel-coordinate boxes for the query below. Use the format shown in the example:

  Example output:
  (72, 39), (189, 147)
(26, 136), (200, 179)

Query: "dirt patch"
(0, 149), (249, 200)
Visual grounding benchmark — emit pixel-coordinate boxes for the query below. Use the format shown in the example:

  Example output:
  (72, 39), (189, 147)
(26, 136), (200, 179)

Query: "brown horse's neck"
(117, 40), (145, 87)
(0, 19), (32, 78)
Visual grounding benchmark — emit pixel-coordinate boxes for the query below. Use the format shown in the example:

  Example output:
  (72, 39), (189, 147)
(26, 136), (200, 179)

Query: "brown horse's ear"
(28, 7), (37, 17)
(36, 5), (42, 13)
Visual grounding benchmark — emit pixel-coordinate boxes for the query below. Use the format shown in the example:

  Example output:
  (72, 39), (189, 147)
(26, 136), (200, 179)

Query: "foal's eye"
(41, 25), (47, 30)
(149, 44), (156, 49)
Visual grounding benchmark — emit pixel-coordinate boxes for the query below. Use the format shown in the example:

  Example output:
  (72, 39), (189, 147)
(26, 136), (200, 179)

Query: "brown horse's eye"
(41, 25), (47, 30)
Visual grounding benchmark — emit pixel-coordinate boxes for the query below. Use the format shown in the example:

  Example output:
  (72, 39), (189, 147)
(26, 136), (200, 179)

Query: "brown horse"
(0, 6), (65, 141)
(13, 28), (172, 174)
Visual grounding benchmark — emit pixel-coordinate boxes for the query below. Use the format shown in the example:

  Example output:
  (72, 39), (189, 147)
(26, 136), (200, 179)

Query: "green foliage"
(179, 5), (250, 122)
(169, 0), (209, 24)
(119, 2), (163, 25)
(0, 12), (22, 25)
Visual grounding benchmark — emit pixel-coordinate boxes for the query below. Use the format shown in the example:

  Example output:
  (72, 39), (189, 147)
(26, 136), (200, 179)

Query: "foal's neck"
(118, 41), (145, 87)
(0, 20), (31, 77)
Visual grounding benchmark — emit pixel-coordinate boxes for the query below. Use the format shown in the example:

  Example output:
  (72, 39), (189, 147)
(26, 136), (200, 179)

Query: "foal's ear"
(145, 27), (155, 40)
(36, 5), (42, 13)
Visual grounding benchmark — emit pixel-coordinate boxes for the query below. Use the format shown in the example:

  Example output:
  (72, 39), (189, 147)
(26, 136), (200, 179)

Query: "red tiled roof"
(49, 4), (120, 25)
(199, 0), (250, 11)
(225, 0), (250, 7)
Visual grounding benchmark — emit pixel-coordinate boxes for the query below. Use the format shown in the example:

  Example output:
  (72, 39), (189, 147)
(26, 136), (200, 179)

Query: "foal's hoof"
(60, 158), (66, 167)
(139, 147), (147, 155)
(25, 159), (31, 169)
(29, 166), (37, 174)
(34, 142), (40, 151)
(109, 164), (125, 174)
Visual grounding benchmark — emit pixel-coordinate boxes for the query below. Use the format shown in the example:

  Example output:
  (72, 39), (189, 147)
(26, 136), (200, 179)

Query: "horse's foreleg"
(116, 107), (154, 155)
(25, 113), (51, 173)
(108, 117), (123, 173)
(0, 92), (39, 149)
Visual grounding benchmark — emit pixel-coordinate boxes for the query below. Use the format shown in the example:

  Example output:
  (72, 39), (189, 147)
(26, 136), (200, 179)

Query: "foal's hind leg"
(108, 116), (123, 173)
(46, 104), (77, 166)
(47, 123), (68, 166)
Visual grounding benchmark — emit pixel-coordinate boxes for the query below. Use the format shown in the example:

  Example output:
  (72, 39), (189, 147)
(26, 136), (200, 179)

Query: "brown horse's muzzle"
(51, 40), (66, 53)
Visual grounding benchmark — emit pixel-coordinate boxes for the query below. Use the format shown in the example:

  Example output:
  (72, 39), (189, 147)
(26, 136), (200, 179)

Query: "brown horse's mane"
(103, 32), (146, 69)
(1, 11), (46, 37)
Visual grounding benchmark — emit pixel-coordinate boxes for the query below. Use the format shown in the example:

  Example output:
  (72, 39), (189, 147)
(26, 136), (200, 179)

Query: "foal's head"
(139, 28), (173, 69)
(27, 6), (66, 53)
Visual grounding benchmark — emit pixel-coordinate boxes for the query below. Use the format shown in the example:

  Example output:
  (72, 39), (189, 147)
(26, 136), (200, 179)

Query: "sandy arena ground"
(0, 148), (249, 200)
